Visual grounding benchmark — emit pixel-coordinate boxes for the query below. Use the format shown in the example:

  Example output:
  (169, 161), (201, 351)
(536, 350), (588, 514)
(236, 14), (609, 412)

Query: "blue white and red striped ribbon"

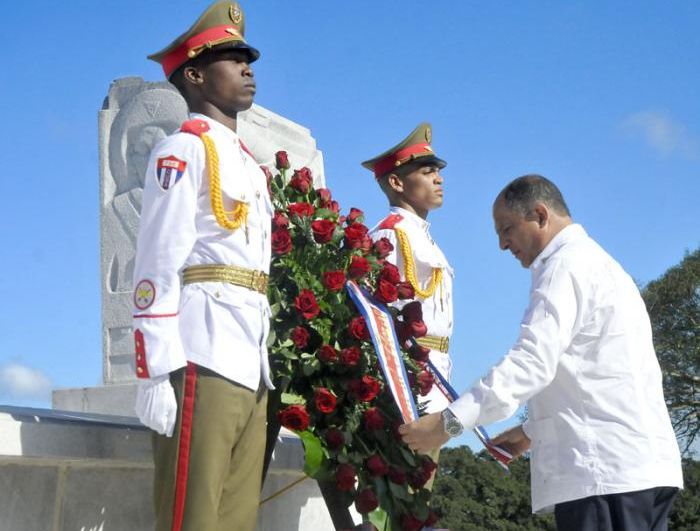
(345, 280), (419, 423)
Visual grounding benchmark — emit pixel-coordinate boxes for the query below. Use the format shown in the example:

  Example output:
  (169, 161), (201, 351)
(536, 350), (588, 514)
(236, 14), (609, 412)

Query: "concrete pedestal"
(0, 406), (348, 531)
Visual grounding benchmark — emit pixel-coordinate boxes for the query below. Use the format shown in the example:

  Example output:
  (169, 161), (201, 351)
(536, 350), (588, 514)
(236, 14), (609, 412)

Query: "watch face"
(442, 410), (463, 437)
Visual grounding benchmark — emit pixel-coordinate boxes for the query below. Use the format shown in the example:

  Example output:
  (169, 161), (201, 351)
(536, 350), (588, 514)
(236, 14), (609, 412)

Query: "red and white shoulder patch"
(134, 279), (156, 310)
(378, 213), (404, 230)
(156, 155), (187, 191)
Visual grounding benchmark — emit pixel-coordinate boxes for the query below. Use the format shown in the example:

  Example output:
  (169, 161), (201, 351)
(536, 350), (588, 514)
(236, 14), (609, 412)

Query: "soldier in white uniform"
(364, 123), (454, 485)
(131, 2), (273, 530)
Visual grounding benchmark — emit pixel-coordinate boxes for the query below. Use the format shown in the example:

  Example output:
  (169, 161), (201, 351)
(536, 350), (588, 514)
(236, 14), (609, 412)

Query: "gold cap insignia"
(229, 5), (242, 24)
(425, 127), (432, 143)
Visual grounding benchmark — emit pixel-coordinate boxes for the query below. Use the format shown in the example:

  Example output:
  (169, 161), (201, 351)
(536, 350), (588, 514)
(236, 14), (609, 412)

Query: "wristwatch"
(441, 408), (464, 438)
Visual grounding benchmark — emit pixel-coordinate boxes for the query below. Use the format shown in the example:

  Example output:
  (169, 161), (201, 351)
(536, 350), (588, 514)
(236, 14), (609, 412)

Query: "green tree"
(431, 446), (554, 531)
(432, 447), (700, 530)
(669, 458), (700, 531)
(642, 248), (700, 455)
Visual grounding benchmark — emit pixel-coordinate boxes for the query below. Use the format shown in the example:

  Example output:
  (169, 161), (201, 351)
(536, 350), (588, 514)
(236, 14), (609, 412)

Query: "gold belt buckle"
(252, 270), (268, 293)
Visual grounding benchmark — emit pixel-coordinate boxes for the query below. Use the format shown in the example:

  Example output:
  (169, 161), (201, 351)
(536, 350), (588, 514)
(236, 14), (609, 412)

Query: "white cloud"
(621, 110), (699, 159)
(0, 362), (52, 400)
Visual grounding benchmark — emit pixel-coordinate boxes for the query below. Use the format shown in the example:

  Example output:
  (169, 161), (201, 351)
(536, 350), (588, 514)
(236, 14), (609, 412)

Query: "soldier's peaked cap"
(361, 122), (447, 180)
(148, 1), (260, 79)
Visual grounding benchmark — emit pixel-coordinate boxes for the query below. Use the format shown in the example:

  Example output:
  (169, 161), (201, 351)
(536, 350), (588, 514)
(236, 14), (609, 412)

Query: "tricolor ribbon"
(345, 280), (419, 422)
(346, 280), (512, 471)
(422, 350), (512, 471)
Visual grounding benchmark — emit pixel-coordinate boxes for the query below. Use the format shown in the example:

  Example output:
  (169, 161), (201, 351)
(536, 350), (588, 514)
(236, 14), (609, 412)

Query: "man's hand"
(134, 374), (178, 437)
(398, 412), (450, 452)
(491, 424), (531, 459)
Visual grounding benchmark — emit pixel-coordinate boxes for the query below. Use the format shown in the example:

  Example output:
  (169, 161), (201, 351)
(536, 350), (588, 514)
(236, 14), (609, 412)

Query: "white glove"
(135, 374), (178, 437)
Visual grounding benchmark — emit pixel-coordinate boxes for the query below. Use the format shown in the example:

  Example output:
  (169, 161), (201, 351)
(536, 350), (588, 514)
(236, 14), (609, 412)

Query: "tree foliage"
(432, 447), (700, 531)
(642, 248), (700, 455)
(431, 447), (555, 531)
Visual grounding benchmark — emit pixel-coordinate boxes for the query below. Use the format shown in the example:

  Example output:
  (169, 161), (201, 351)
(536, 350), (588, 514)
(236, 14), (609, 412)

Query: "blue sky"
(0, 1), (698, 450)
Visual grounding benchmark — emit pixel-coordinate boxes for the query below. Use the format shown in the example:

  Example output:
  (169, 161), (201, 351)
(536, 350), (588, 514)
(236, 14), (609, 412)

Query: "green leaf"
(280, 392), (305, 405)
(299, 430), (324, 477)
(368, 507), (390, 531)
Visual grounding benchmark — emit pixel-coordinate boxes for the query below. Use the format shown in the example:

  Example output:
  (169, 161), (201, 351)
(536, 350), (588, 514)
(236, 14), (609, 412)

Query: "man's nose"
(498, 234), (508, 250)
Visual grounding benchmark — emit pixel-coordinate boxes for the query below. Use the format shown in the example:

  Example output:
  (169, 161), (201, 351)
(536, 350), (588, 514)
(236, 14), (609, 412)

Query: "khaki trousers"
(152, 363), (268, 531)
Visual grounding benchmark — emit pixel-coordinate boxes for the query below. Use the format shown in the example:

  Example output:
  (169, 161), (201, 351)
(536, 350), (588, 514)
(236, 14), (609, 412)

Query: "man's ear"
(386, 173), (404, 194)
(182, 65), (205, 86)
(533, 202), (550, 227)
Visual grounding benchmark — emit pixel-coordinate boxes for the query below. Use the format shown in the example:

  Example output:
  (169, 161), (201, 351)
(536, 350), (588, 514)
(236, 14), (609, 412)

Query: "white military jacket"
(132, 113), (273, 391)
(369, 206), (454, 413)
(449, 224), (683, 512)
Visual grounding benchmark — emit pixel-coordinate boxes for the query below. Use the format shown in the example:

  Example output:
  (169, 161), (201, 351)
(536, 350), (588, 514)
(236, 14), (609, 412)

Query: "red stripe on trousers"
(172, 362), (197, 531)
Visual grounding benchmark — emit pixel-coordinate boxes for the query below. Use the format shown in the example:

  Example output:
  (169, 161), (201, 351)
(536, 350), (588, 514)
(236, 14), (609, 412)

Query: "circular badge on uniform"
(134, 279), (156, 310)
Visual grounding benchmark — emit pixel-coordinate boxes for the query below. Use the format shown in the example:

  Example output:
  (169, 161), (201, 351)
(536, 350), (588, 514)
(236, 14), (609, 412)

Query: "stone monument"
(54, 76), (326, 415)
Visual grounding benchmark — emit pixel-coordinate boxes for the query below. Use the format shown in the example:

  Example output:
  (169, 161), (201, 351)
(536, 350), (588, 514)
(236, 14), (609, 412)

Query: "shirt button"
(256, 190), (261, 199)
(215, 291), (221, 298)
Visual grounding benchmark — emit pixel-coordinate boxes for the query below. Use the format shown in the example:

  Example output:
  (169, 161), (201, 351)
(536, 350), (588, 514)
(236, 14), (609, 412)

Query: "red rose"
(311, 219), (336, 244)
(380, 263), (401, 285)
(290, 326), (309, 349)
(348, 255), (370, 279)
(344, 223), (369, 249)
(340, 345), (361, 366)
(373, 237), (394, 258)
(421, 455), (438, 476)
(408, 468), (431, 490)
(335, 463), (356, 491)
(277, 404), (309, 431)
(410, 320), (428, 338)
(388, 466), (407, 485)
(288, 202), (315, 218)
(349, 375), (381, 402)
(363, 407), (384, 430)
(409, 342), (430, 362)
(325, 428), (345, 450)
(271, 228), (292, 255)
(374, 279), (398, 304)
(417, 370), (434, 396)
(346, 207), (364, 224)
(348, 316), (370, 341)
(290, 167), (313, 194)
(316, 188), (332, 204)
(396, 281), (415, 300)
(359, 235), (373, 253)
(354, 488), (379, 514)
(275, 150), (290, 170)
(401, 301), (423, 324)
(317, 344), (338, 363)
(366, 454), (389, 476)
(295, 289), (320, 320)
(272, 212), (289, 229)
(322, 270), (346, 292)
(326, 200), (340, 214)
(401, 514), (424, 531)
(314, 387), (337, 413)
